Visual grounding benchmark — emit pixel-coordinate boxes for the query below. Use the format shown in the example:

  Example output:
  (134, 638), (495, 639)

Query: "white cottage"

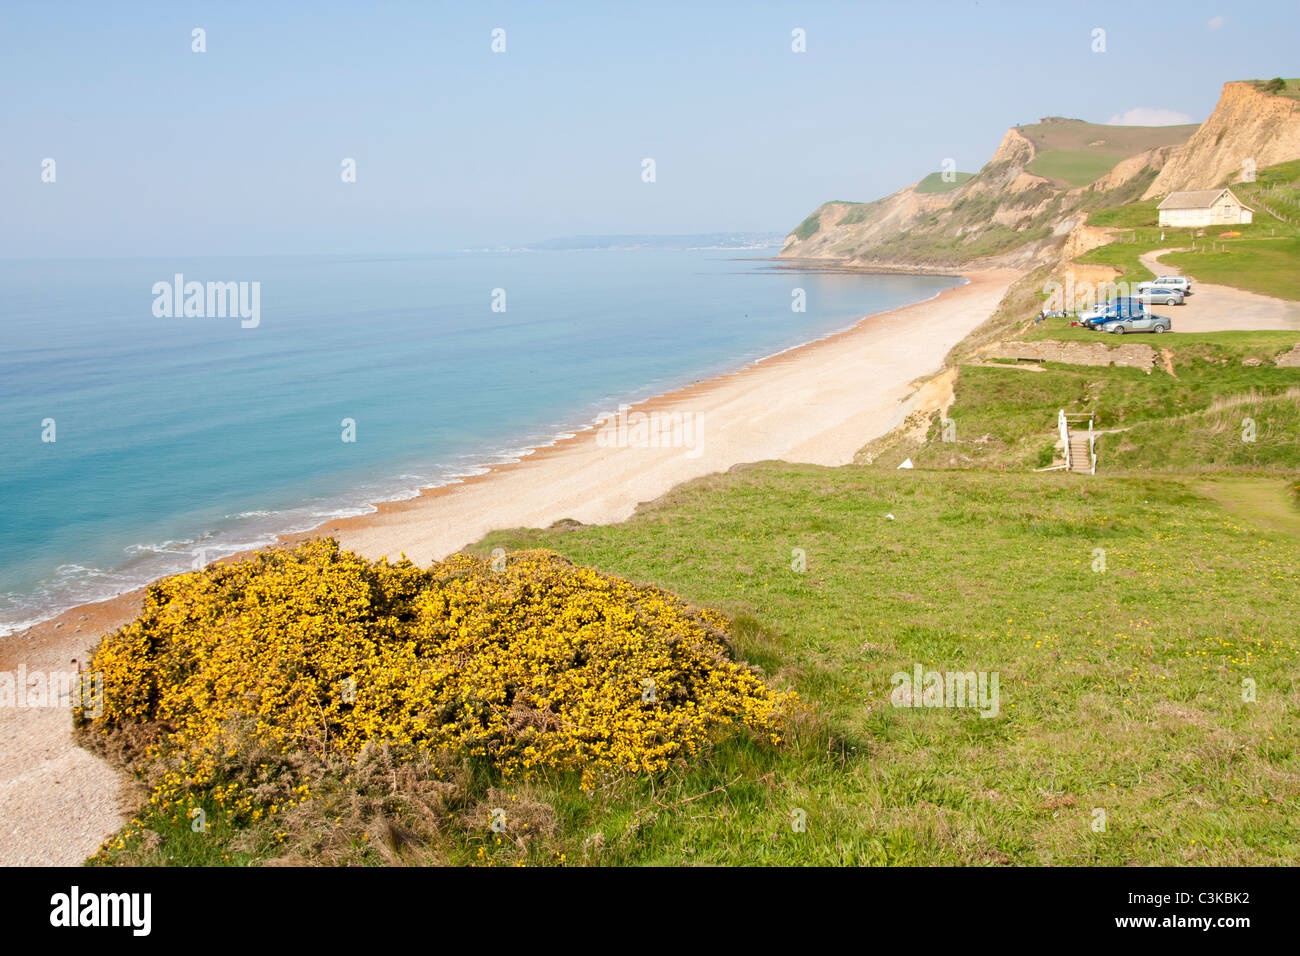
(1157, 188), (1254, 228)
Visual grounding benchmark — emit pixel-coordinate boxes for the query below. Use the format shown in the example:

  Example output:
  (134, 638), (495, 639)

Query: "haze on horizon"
(2, 0), (1295, 259)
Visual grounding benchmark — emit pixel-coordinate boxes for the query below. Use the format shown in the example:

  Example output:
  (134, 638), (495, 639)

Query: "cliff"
(780, 117), (1190, 267)
(1143, 81), (1300, 198)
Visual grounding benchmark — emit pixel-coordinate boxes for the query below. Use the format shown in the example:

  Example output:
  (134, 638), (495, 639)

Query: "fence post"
(1059, 410), (1069, 471)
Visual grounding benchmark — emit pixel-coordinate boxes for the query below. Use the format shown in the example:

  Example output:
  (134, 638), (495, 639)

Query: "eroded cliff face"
(778, 188), (953, 260)
(983, 127), (1036, 173)
(779, 127), (1059, 266)
(1060, 222), (1118, 261)
(1143, 82), (1300, 198)
(1091, 145), (1175, 193)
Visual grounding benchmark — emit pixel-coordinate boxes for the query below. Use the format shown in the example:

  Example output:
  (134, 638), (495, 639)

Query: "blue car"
(1080, 297), (1147, 329)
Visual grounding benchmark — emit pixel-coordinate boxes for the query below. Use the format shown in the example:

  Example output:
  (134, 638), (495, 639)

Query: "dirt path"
(1140, 249), (1300, 332)
(965, 362), (1045, 372)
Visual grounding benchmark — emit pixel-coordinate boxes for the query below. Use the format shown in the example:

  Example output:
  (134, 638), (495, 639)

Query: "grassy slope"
(1016, 118), (1198, 154)
(1021, 119), (1197, 186)
(1163, 238), (1300, 300)
(793, 211), (822, 241)
(1231, 158), (1300, 212)
(1251, 78), (1300, 101)
(1027, 151), (1125, 187)
(460, 464), (1299, 865)
(1085, 198), (1162, 229)
(906, 334), (1300, 471)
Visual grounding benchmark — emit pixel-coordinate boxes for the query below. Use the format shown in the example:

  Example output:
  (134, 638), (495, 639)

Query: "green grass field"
(1077, 228), (1300, 301)
(1253, 77), (1300, 101)
(1163, 238), (1300, 301)
(1234, 158), (1300, 217)
(1084, 198), (1162, 229)
(1018, 118), (1199, 187)
(1027, 150), (1125, 187)
(457, 466), (1300, 865)
(1016, 117), (1197, 154)
(916, 171), (976, 194)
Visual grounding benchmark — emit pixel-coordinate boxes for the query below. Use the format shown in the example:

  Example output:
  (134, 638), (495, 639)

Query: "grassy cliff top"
(1016, 117), (1199, 154)
(1019, 118), (1199, 187)
(915, 171), (977, 193)
(1251, 77), (1300, 100)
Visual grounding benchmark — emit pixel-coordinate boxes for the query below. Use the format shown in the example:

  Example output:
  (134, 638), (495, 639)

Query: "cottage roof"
(1157, 187), (1254, 212)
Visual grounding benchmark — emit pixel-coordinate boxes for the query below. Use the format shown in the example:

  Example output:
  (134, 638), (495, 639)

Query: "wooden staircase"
(1059, 410), (1096, 475)
(1068, 432), (1093, 474)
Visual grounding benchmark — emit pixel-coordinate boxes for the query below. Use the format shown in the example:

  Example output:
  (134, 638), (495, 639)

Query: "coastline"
(0, 263), (963, 641)
(324, 268), (1015, 567)
(763, 256), (976, 277)
(0, 265), (1019, 865)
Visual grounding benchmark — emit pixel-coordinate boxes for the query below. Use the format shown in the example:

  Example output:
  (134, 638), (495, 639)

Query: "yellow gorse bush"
(85, 540), (792, 799)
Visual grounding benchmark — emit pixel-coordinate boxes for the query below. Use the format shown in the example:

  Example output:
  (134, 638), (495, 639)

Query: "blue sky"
(2, 0), (1295, 257)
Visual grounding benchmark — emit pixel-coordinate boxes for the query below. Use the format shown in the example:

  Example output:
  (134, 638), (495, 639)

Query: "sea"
(0, 245), (959, 634)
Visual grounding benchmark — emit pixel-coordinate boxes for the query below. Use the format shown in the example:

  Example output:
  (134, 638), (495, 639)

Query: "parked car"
(1134, 286), (1185, 306)
(1080, 297), (1147, 328)
(1101, 313), (1172, 334)
(1138, 275), (1191, 294)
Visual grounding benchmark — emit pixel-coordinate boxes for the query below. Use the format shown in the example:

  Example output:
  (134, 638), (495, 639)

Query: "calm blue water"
(0, 249), (958, 633)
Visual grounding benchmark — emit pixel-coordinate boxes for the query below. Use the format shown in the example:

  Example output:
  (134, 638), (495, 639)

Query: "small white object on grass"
(898, 458), (913, 469)
(886, 513), (895, 520)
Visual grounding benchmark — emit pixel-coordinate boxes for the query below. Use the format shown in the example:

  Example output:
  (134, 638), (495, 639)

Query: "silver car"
(1103, 313), (1172, 334)
(1139, 275), (1191, 293)
(1135, 286), (1184, 306)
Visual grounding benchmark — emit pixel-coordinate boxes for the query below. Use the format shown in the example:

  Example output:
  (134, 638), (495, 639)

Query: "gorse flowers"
(82, 540), (793, 813)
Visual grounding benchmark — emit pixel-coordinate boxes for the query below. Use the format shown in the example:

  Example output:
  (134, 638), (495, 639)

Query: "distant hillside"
(780, 116), (1191, 267)
(530, 232), (783, 251)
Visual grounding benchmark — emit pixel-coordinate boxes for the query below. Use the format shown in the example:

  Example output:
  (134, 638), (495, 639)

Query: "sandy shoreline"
(0, 265), (1018, 865)
(325, 268), (1016, 564)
